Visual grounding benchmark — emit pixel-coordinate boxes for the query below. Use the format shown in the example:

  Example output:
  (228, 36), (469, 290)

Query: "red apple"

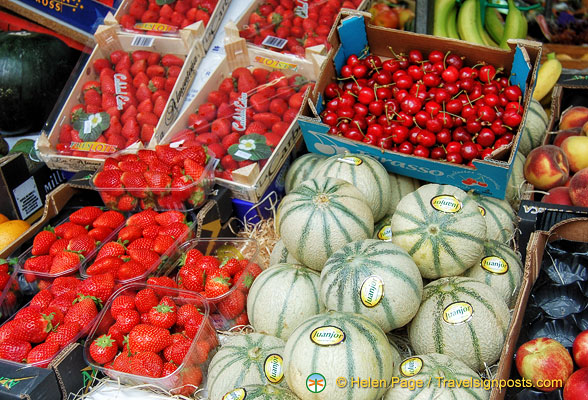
(515, 337), (574, 392)
(563, 368), (588, 400)
(541, 186), (573, 206)
(573, 330), (588, 368)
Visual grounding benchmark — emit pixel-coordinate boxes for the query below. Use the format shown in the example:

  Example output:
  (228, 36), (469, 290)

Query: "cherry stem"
(354, 121), (365, 137)
(444, 111), (466, 121)
(451, 90), (464, 100)
(443, 51), (451, 70)
(388, 46), (404, 61)
(470, 95), (485, 103)
(464, 92), (473, 107)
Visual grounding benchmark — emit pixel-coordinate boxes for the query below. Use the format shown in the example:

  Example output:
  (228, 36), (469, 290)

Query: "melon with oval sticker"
(383, 353), (490, 400)
(207, 333), (286, 400)
(408, 276), (510, 371)
(320, 240), (423, 333)
(285, 153), (327, 194)
(284, 311), (400, 400)
(277, 177), (374, 271)
(463, 239), (523, 308)
(468, 192), (516, 243)
(388, 173), (421, 215)
(310, 153), (391, 221)
(390, 184), (487, 279)
(248, 263), (324, 340)
(373, 215), (393, 242)
(222, 384), (301, 400)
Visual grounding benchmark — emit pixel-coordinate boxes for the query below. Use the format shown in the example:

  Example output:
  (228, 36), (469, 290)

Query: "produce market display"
(1, 0), (588, 399)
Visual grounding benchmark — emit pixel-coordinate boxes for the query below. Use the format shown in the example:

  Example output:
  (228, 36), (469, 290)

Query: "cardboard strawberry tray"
(233, 0), (369, 58)
(38, 24), (205, 173)
(298, 10), (542, 200)
(106, 0), (231, 52)
(156, 31), (327, 202)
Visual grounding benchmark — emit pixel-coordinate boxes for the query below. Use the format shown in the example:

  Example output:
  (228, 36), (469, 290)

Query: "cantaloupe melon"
(248, 263), (324, 340)
(284, 311), (400, 400)
(277, 177), (374, 271)
(221, 384), (301, 400)
(518, 99), (549, 156)
(320, 240), (422, 332)
(310, 154), (391, 221)
(269, 240), (300, 266)
(388, 173), (421, 215)
(408, 277), (510, 371)
(468, 192), (516, 243)
(506, 151), (526, 210)
(390, 184), (487, 279)
(285, 153), (327, 194)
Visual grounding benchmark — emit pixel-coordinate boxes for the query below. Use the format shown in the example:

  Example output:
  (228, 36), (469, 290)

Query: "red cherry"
(428, 50), (444, 63)
(426, 118), (443, 133)
(446, 152), (463, 164)
(362, 133), (378, 145)
(441, 66), (459, 83)
(367, 124), (384, 138)
(347, 54), (360, 66)
(323, 111), (338, 126)
(408, 50), (423, 64)
(479, 65), (497, 84)
(369, 100), (385, 116)
(391, 125), (409, 144)
(407, 65), (424, 81)
(504, 85), (522, 101)
(414, 111), (430, 127)
(484, 93), (500, 108)
(375, 70), (393, 85)
(376, 86), (392, 100)
(446, 141), (462, 153)
(394, 89), (409, 102)
(436, 129), (452, 144)
(417, 130), (436, 147)
(434, 88), (449, 103)
(352, 64), (369, 79)
(477, 105), (496, 122)
(353, 103), (369, 118)
(395, 75), (413, 90)
(461, 141), (479, 160)
(476, 128), (495, 147)
(503, 111), (522, 127)
(423, 73), (441, 88)
(382, 59), (400, 73)
(425, 101), (441, 116)
(493, 137), (510, 149)
(452, 127), (472, 142)
(344, 128), (363, 141)
(378, 136), (394, 150)
(338, 107), (354, 120)
(366, 55), (382, 69)
(398, 141), (414, 154)
(400, 96), (422, 115)
(445, 54), (464, 69)
(490, 119), (507, 135)
(324, 83), (341, 99)
(446, 99), (463, 114)
(413, 145), (430, 158)
(465, 117), (482, 134)
(430, 146), (446, 160)
(481, 148), (493, 159)
(340, 65), (353, 78)
(357, 87), (375, 105)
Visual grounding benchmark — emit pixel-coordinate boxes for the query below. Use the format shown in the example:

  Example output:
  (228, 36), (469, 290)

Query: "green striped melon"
(388, 173), (421, 215)
(390, 184), (487, 279)
(506, 151), (526, 210)
(285, 153), (327, 194)
(320, 240), (423, 333)
(468, 192), (516, 242)
(284, 311), (401, 400)
(373, 215), (393, 241)
(383, 353), (490, 400)
(269, 240), (300, 266)
(518, 99), (549, 156)
(248, 263), (324, 340)
(309, 153), (391, 221)
(207, 333), (286, 400)
(222, 384), (300, 400)
(408, 277), (510, 371)
(463, 239), (523, 308)
(277, 177), (374, 271)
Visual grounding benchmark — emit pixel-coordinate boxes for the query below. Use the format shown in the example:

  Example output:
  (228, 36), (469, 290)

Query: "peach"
(561, 136), (588, 172)
(524, 145), (570, 190)
(569, 168), (588, 207)
(541, 186), (573, 206)
(553, 129), (581, 147)
(559, 106), (588, 130)
(583, 120), (588, 136)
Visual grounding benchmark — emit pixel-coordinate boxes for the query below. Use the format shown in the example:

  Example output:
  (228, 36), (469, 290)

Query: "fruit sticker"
(73, 112), (110, 142)
(232, 92), (248, 132)
(228, 134), (272, 161)
(113, 73), (130, 110)
(430, 195), (462, 213)
(400, 357), (423, 377)
(294, 0), (309, 18)
(254, 56), (298, 72)
(264, 354), (284, 383)
(70, 142), (117, 153)
(310, 326), (346, 346)
(223, 389), (247, 400)
(443, 302), (474, 325)
(478, 206), (486, 216)
(481, 256), (509, 275)
(337, 156), (363, 166)
(133, 22), (178, 33)
(360, 275), (385, 307)
(377, 225), (392, 241)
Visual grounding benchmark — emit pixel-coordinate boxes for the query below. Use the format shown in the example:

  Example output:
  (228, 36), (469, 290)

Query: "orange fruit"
(0, 214), (8, 225)
(0, 220), (31, 252)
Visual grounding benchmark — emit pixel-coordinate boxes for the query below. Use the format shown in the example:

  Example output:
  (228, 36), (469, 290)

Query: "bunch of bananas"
(434, 0), (528, 48)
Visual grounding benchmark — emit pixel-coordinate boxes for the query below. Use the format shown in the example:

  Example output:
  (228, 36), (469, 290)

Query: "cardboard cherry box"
(37, 24), (205, 172)
(156, 26), (327, 202)
(297, 10), (542, 200)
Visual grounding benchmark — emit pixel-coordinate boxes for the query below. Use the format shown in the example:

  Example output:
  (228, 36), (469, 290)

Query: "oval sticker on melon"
(264, 354), (284, 383)
(310, 326), (346, 346)
(481, 256), (508, 274)
(430, 195), (462, 213)
(377, 225), (392, 241)
(337, 156), (363, 166)
(223, 388), (247, 400)
(443, 302), (473, 325)
(478, 206), (486, 216)
(360, 275), (384, 307)
(400, 357), (423, 377)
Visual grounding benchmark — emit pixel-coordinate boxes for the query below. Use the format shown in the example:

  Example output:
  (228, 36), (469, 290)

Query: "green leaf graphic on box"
(155, 0), (176, 6)
(73, 112), (111, 142)
(228, 134), (272, 161)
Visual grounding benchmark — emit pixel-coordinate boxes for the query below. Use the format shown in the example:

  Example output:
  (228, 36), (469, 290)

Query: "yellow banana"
(446, 6), (460, 39)
(434, 0), (457, 37)
(476, 2), (499, 46)
(533, 53), (562, 102)
(457, 0), (486, 45)
(484, 8), (505, 44)
(499, 0), (528, 49)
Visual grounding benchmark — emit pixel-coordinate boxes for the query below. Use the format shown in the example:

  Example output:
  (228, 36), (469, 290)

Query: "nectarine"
(559, 106), (588, 130)
(561, 136), (588, 173)
(569, 168), (588, 207)
(524, 145), (570, 190)
(542, 186), (573, 206)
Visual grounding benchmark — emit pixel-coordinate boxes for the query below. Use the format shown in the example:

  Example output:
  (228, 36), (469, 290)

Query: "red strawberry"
(117, 195), (138, 212)
(195, 255), (220, 272)
(176, 304), (202, 327)
(64, 296), (98, 327)
(118, 160), (148, 173)
(245, 121), (267, 135)
(217, 289), (245, 320)
(283, 107), (298, 123)
(253, 112), (281, 128)
(96, 241), (126, 260)
(121, 172), (148, 199)
(155, 144), (180, 165)
(26, 342), (60, 367)
(86, 256), (123, 275)
(67, 234), (96, 257)
(220, 258), (244, 277)
(147, 296), (177, 329)
(204, 270), (231, 298)
(234, 312), (249, 326)
(128, 248), (160, 268)
(128, 324), (172, 353)
(182, 249), (203, 267)
(121, 118), (140, 140)
(134, 287), (159, 313)
(24, 255), (53, 273)
(237, 73), (258, 93)
(84, 89), (102, 108)
(54, 222), (87, 240)
(121, 105), (138, 125)
(158, 222), (190, 240)
(117, 225), (143, 243)
(133, 71), (150, 89)
(112, 351), (133, 373)
(0, 340), (31, 363)
(93, 58), (111, 74)
(169, 336), (191, 365)
(50, 251), (83, 274)
(127, 209), (159, 229)
(90, 334), (118, 365)
(79, 273), (115, 303)
(88, 227), (114, 242)
(141, 224), (161, 240)
(32, 229), (57, 256)
(116, 259), (146, 281)
(14, 308), (54, 343)
(93, 210), (125, 230)
(137, 111), (159, 126)
(178, 266), (206, 292)
(111, 294), (136, 318)
(127, 237), (154, 251)
(184, 159), (204, 181)
(67, 207), (103, 227)
(162, 362), (177, 376)
(130, 351), (164, 378)
(45, 322), (81, 348)
(184, 315), (204, 339)
(153, 95), (166, 117)
(113, 309), (140, 333)
(106, 325), (125, 349)
(250, 93), (270, 113)
(161, 54), (184, 67)
(30, 290), (53, 309)
(50, 276), (81, 296)
(140, 124), (155, 144)
(152, 235), (176, 255)
(93, 170), (125, 197)
(146, 276), (178, 295)
(154, 210), (184, 226)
